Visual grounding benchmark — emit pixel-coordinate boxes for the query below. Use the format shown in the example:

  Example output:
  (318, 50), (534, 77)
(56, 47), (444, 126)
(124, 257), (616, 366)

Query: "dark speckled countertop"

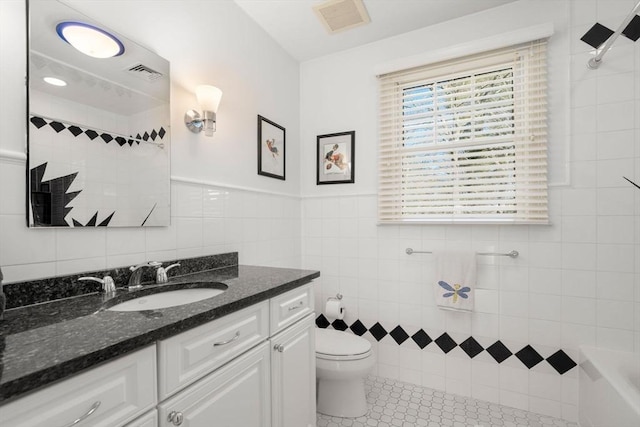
(0, 264), (320, 405)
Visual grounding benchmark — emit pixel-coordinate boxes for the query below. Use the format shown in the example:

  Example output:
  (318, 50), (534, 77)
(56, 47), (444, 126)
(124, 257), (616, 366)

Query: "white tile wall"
(0, 173), (302, 283)
(302, 1), (640, 422)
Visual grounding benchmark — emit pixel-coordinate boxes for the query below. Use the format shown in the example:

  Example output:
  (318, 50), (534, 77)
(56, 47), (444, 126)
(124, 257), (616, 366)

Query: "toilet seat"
(316, 328), (372, 361)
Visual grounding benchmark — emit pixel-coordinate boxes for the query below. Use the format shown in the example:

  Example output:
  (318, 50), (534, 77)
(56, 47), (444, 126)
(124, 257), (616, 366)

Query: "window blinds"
(377, 40), (548, 224)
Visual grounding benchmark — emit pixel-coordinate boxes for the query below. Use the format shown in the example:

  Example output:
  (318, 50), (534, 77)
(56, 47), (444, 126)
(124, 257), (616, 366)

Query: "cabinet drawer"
(158, 300), (269, 399)
(270, 283), (314, 334)
(0, 346), (157, 427)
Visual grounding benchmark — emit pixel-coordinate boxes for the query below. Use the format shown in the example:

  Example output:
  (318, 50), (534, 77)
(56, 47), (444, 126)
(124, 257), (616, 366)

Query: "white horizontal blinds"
(378, 40), (548, 224)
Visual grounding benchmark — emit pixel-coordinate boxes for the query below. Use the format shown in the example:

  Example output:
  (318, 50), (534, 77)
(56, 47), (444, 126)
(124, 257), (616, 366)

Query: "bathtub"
(578, 346), (640, 427)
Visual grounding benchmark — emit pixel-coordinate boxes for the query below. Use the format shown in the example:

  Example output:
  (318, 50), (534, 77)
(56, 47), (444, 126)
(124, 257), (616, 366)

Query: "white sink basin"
(108, 287), (225, 312)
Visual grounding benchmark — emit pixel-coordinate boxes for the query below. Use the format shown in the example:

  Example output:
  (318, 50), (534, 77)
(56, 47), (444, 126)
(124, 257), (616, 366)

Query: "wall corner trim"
(0, 148), (27, 164)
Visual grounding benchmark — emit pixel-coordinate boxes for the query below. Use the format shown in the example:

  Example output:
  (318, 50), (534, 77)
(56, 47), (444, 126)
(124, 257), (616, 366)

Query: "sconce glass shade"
(56, 21), (125, 58)
(195, 85), (223, 112)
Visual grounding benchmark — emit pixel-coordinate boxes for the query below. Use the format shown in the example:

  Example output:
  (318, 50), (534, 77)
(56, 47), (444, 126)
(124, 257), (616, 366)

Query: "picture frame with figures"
(316, 131), (355, 185)
(257, 115), (286, 180)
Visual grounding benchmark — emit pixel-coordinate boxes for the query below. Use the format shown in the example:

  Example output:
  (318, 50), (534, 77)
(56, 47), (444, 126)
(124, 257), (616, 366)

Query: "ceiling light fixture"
(56, 21), (125, 58)
(43, 77), (67, 87)
(185, 85), (223, 137)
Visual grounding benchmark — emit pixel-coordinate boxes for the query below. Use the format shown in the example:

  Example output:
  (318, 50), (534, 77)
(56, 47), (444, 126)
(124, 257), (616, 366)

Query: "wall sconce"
(184, 85), (223, 137)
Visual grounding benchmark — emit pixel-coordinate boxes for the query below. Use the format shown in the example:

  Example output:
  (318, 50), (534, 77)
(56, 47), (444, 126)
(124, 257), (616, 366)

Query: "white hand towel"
(434, 250), (476, 311)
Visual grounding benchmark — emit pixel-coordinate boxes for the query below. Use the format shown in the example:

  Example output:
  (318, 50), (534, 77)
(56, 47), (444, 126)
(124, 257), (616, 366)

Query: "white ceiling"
(234, 0), (519, 62)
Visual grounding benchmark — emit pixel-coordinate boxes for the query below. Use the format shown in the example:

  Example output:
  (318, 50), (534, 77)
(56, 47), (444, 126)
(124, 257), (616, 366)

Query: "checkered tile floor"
(316, 376), (577, 427)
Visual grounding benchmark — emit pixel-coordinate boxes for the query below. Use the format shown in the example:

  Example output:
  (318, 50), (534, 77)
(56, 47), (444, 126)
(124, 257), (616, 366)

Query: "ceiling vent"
(125, 63), (164, 83)
(313, 0), (371, 34)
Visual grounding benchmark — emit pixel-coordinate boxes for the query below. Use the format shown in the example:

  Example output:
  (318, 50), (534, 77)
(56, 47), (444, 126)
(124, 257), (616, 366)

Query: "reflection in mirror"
(27, 0), (170, 227)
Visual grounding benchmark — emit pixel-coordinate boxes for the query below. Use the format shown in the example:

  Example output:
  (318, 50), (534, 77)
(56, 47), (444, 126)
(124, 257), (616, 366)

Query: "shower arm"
(588, 0), (640, 69)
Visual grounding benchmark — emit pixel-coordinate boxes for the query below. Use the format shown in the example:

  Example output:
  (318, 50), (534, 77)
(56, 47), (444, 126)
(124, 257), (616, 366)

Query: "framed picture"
(257, 115), (285, 180)
(316, 131), (355, 185)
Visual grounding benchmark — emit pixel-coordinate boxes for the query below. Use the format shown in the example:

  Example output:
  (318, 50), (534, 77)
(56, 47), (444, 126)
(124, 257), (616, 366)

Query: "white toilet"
(315, 328), (375, 418)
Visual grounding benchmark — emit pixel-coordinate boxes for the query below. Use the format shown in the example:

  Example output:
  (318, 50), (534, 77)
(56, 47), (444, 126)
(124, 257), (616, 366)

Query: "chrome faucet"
(127, 261), (161, 290)
(156, 263), (180, 284)
(79, 275), (116, 296)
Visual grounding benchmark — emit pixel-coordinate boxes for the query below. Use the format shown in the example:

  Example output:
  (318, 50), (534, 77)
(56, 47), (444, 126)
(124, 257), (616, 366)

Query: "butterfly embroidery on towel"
(438, 281), (471, 304)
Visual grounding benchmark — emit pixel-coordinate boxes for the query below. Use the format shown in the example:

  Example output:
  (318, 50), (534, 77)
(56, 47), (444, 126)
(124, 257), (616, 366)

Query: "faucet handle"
(129, 261), (161, 272)
(79, 276), (116, 294)
(156, 263), (181, 284)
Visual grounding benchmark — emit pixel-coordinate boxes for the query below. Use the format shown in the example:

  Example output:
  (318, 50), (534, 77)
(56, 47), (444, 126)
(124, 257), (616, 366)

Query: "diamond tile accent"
(349, 319), (368, 336)
(486, 340), (512, 363)
(313, 315), (578, 375)
(459, 336), (484, 358)
(622, 14), (640, 41)
(315, 314), (330, 328)
(67, 125), (83, 137)
(411, 329), (432, 349)
(29, 116), (167, 146)
(515, 345), (544, 369)
(331, 319), (348, 331)
(49, 121), (65, 133)
(389, 325), (409, 345)
(368, 322), (387, 341)
(30, 116), (47, 128)
(434, 333), (457, 354)
(546, 350), (577, 375)
(580, 22), (614, 48)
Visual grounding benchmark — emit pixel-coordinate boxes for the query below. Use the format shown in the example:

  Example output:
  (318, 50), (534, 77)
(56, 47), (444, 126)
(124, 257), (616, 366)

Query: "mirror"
(27, 0), (170, 227)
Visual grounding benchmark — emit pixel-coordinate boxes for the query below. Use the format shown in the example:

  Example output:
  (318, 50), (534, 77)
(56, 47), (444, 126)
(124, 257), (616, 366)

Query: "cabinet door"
(271, 313), (316, 427)
(158, 342), (271, 427)
(125, 409), (158, 427)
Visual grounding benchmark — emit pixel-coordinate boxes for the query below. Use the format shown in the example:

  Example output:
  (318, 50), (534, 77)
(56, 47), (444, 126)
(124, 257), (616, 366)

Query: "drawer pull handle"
(168, 410), (184, 426)
(60, 401), (101, 427)
(288, 301), (304, 311)
(213, 331), (240, 347)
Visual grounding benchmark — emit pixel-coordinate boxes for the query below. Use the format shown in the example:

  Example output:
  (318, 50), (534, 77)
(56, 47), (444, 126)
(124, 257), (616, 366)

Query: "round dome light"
(56, 21), (125, 59)
(43, 77), (67, 86)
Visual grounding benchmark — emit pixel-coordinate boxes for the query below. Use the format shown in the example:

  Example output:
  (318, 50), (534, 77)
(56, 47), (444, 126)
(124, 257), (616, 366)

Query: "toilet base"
(316, 377), (368, 418)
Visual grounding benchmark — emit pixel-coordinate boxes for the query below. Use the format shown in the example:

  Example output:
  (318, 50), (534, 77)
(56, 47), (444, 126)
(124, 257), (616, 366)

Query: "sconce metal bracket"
(184, 109), (204, 133)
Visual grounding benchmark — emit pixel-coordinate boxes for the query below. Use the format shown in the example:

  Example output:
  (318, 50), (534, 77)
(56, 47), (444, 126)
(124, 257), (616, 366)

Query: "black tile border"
(315, 314), (577, 375)
(29, 115), (167, 147)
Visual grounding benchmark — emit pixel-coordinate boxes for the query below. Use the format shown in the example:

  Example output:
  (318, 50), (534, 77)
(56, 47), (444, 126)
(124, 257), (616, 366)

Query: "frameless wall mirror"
(27, 0), (170, 227)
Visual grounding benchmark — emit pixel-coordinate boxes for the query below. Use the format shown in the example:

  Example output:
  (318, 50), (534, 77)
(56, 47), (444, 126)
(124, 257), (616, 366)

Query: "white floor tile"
(317, 375), (577, 427)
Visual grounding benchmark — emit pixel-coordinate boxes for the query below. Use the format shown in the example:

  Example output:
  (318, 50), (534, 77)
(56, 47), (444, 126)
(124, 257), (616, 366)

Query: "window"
(377, 40), (548, 224)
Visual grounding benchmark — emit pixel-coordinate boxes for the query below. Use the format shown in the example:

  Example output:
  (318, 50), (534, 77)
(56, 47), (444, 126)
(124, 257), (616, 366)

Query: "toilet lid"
(316, 328), (371, 358)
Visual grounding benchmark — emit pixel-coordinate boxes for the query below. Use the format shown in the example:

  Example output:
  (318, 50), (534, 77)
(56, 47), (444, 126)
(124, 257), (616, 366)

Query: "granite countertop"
(0, 264), (320, 404)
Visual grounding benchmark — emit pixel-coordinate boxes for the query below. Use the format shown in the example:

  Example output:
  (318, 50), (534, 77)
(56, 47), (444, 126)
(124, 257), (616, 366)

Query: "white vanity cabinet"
(0, 282), (316, 427)
(0, 345), (157, 427)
